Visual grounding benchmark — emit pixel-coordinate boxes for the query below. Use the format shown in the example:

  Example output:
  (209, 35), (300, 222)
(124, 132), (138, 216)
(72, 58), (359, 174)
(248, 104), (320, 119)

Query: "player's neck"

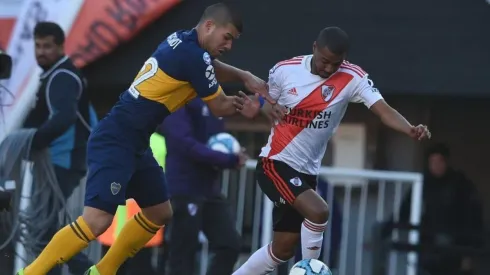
(309, 57), (318, 76)
(195, 25), (208, 51)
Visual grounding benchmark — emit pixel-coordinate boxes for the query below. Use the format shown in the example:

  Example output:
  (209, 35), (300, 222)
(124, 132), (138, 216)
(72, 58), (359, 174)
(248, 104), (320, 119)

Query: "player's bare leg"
(271, 190), (329, 260)
(233, 191), (329, 274)
(293, 189), (330, 260)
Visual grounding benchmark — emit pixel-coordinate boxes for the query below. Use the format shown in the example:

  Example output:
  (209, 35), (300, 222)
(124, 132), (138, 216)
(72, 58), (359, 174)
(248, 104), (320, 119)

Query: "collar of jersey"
(40, 55), (69, 79)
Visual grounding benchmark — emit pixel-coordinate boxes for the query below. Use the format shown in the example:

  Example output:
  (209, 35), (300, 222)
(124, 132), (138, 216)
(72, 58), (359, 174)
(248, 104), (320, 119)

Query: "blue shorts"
(84, 132), (168, 214)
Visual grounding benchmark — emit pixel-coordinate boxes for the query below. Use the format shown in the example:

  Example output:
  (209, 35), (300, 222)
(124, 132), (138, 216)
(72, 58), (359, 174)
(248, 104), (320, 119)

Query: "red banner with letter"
(66, 0), (181, 68)
(0, 0), (181, 66)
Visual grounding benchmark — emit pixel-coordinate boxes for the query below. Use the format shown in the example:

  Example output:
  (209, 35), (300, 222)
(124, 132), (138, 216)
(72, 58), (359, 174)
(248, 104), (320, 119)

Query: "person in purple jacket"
(162, 97), (248, 275)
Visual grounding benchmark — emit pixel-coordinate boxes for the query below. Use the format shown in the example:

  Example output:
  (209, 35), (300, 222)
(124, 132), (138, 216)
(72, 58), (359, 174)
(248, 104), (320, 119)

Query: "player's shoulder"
(154, 29), (208, 61)
(338, 60), (369, 80)
(269, 55), (307, 77)
(152, 29), (212, 79)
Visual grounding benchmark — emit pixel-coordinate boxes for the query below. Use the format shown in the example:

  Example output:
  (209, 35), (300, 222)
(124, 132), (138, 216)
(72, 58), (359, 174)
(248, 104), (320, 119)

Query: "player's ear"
(312, 41), (317, 52)
(204, 20), (215, 32)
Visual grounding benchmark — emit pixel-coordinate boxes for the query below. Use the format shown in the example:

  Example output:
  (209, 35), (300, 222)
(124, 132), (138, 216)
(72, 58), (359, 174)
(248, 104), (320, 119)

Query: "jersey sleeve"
(350, 75), (383, 108)
(267, 65), (285, 101)
(183, 49), (222, 101)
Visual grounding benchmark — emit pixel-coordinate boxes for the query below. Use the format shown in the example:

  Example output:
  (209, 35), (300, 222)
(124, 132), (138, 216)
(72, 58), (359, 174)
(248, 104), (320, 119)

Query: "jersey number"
(128, 57), (158, 98)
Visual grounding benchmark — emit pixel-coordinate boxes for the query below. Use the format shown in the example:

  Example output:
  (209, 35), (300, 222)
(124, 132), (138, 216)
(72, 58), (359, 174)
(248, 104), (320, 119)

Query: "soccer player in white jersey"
(233, 26), (431, 274)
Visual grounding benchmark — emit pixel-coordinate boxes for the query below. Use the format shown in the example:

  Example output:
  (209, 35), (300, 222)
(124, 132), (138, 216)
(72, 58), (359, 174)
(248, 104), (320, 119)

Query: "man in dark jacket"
(22, 22), (97, 275)
(397, 143), (484, 275)
(163, 98), (247, 275)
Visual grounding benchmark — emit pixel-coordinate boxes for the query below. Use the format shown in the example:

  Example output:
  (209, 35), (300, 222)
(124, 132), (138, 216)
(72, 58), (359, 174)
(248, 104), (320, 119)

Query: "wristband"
(258, 96), (265, 108)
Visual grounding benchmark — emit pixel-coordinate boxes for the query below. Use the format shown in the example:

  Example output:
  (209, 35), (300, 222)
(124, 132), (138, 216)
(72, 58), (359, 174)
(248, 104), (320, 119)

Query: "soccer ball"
(289, 259), (332, 275)
(207, 132), (241, 154)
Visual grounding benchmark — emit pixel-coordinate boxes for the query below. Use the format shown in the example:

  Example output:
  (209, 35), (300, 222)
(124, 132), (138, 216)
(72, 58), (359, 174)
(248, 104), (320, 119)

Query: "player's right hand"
(241, 71), (276, 105)
(410, 124), (431, 141)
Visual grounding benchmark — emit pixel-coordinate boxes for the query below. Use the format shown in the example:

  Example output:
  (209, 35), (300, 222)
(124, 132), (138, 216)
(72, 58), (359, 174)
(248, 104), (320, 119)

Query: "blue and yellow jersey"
(104, 29), (223, 152)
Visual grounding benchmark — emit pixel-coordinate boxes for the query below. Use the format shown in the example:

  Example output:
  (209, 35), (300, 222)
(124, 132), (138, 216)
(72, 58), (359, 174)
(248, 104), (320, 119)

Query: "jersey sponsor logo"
(110, 182), (121, 195)
(167, 32), (182, 49)
(290, 177), (302, 187)
(322, 85), (335, 101)
(287, 88), (298, 96)
(203, 52), (211, 65)
(282, 106), (332, 129)
(205, 64), (218, 88)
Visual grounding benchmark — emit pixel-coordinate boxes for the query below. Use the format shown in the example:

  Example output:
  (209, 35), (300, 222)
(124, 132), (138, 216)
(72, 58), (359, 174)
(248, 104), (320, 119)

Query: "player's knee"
(82, 207), (114, 236)
(309, 201), (330, 224)
(141, 201), (173, 226)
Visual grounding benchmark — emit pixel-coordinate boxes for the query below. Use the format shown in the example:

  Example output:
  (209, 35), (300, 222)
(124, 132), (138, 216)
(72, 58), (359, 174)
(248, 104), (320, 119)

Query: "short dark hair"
(426, 143), (451, 159)
(316, 27), (349, 55)
(199, 2), (243, 33)
(33, 22), (65, 45)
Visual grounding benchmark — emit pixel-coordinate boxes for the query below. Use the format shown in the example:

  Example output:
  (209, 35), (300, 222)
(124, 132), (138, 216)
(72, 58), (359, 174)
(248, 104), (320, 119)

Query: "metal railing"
(220, 159), (423, 275)
(11, 158), (424, 275)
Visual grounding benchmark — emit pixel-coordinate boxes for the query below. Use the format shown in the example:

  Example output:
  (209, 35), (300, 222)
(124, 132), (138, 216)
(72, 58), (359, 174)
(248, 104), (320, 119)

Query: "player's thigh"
(127, 151), (169, 209)
(84, 144), (135, 214)
(202, 196), (240, 250)
(256, 158), (311, 206)
(293, 177), (329, 224)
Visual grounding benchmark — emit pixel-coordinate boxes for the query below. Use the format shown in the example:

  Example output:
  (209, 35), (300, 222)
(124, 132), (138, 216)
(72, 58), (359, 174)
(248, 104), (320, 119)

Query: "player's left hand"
(264, 104), (287, 125)
(410, 124), (431, 141)
(241, 71), (276, 105)
(235, 91), (261, 119)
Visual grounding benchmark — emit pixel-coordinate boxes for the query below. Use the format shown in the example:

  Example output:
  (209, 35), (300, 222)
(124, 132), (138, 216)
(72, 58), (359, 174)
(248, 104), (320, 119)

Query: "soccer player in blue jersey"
(17, 3), (271, 275)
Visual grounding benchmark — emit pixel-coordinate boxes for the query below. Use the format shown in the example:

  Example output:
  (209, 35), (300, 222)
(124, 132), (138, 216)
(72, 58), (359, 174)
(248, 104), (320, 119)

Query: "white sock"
(301, 219), (327, 259)
(233, 243), (285, 275)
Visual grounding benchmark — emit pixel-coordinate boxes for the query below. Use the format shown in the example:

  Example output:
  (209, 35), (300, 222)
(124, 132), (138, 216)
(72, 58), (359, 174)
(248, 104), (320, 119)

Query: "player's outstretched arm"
(213, 60), (276, 104)
(213, 59), (249, 82)
(370, 100), (431, 140)
(205, 90), (262, 119)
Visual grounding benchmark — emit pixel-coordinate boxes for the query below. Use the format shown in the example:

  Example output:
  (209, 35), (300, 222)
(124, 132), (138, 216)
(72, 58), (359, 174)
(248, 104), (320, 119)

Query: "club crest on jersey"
(290, 177), (302, 187)
(322, 85), (335, 101)
(110, 182), (121, 195)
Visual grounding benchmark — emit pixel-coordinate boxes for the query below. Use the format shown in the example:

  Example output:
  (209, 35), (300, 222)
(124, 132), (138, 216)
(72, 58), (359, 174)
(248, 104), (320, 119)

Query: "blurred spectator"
(393, 143), (484, 275)
(162, 98), (247, 275)
(22, 22), (97, 275)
